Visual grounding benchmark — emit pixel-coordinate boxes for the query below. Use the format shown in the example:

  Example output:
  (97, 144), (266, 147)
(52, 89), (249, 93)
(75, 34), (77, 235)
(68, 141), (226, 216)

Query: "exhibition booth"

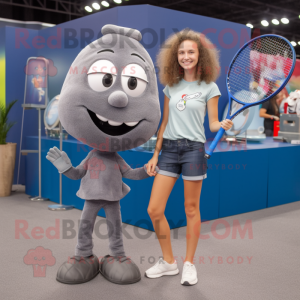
(2, 4), (300, 230)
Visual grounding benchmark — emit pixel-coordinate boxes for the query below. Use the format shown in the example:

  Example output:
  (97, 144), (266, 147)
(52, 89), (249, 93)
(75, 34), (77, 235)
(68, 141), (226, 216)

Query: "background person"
(259, 94), (280, 136)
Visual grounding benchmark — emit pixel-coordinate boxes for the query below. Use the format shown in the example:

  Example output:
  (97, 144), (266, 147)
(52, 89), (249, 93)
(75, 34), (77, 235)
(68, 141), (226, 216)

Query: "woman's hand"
(270, 115), (280, 121)
(146, 157), (158, 177)
(220, 119), (234, 131)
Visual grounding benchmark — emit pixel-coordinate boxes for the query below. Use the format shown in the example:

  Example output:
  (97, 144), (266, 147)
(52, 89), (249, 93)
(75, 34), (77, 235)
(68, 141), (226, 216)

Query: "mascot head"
(59, 24), (161, 152)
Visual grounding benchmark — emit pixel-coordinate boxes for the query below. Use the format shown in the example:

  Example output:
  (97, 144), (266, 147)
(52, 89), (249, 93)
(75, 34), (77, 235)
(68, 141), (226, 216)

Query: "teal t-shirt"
(163, 79), (221, 143)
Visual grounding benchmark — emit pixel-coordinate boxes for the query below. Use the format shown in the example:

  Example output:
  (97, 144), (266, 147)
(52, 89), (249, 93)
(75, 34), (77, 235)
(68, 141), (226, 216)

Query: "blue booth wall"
(4, 4), (250, 185)
(25, 136), (300, 230)
(5, 26), (39, 185)
(0, 27), (5, 108)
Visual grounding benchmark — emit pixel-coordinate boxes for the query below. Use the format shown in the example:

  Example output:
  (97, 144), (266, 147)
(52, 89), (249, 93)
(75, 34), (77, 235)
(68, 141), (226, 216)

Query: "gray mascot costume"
(46, 24), (161, 285)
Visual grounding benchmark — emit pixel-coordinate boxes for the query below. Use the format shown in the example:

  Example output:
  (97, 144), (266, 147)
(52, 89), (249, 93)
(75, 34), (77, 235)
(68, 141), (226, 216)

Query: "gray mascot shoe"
(56, 255), (99, 284)
(99, 255), (141, 284)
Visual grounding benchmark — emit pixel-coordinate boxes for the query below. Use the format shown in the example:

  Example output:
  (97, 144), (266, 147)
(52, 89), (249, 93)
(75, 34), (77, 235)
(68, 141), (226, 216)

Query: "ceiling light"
(85, 6), (92, 12)
(113, 0), (122, 3)
(246, 23), (253, 28)
(92, 3), (100, 10)
(291, 41), (296, 47)
(101, 1), (109, 7)
(298, 41), (300, 46)
(261, 20), (269, 27)
(281, 18), (289, 24)
(271, 19), (279, 25)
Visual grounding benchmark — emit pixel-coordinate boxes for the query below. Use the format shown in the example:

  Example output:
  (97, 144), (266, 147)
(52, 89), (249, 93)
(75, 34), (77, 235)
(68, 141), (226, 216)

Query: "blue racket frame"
(205, 34), (296, 159)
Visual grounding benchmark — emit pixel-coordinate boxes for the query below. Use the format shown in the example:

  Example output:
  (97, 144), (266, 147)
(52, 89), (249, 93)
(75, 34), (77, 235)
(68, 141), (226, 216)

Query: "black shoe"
(99, 254), (141, 285)
(56, 255), (99, 284)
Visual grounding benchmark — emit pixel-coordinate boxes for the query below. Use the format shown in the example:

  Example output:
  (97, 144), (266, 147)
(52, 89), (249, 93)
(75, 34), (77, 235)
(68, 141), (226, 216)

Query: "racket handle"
(204, 127), (225, 159)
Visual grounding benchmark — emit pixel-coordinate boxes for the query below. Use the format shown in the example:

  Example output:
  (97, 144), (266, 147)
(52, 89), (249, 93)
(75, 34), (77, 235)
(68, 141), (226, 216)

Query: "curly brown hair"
(156, 28), (220, 87)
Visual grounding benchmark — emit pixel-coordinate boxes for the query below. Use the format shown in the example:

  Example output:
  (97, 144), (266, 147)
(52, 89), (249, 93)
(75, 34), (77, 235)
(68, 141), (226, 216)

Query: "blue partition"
(268, 146), (300, 207)
(218, 149), (269, 218)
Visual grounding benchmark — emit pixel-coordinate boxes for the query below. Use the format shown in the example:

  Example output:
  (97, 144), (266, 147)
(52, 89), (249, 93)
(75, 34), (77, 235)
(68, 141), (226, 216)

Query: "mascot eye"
(128, 77), (137, 90)
(121, 76), (147, 97)
(87, 59), (117, 92)
(88, 73), (116, 92)
(103, 74), (113, 87)
(121, 63), (148, 97)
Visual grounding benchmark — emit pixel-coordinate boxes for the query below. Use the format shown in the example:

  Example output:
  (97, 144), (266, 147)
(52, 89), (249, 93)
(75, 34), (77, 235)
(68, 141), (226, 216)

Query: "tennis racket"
(204, 34), (296, 159)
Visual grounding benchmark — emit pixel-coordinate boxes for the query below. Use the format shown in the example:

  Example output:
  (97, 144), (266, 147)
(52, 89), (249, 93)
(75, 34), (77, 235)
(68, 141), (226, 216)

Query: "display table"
(25, 136), (300, 230)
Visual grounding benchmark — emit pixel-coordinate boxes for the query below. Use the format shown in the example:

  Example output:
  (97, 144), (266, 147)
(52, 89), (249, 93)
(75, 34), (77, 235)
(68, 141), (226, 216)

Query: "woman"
(259, 95), (280, 137)
(277, 89), (288, 113)
(145, 28), (233, 286)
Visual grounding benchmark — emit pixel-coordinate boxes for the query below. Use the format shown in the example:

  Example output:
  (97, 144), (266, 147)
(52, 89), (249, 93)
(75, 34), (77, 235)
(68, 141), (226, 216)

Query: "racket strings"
(228, 36), (294, 104)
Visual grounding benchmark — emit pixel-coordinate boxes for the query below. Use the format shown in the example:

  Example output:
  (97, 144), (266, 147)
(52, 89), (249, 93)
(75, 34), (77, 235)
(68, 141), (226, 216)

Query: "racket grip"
(204, 127), (225, 159)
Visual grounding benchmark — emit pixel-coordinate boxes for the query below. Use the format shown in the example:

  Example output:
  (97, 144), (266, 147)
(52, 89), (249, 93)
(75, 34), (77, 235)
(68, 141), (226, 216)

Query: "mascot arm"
(115, 153), (151, 180)
(62, 151), (94, 180)
(62, 166), (87, 180)
(46, 147), (91, 180)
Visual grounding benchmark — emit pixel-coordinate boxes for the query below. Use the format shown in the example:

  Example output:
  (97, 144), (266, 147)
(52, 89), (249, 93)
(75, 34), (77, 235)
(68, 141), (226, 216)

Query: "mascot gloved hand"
(46, 147), (72, 173)
(46, 24), (161, 285)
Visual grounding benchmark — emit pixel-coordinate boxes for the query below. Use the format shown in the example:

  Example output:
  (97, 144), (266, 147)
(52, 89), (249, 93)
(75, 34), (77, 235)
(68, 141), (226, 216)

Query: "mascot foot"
(56, 255), (99, 284)
(99, 254), (141, 284)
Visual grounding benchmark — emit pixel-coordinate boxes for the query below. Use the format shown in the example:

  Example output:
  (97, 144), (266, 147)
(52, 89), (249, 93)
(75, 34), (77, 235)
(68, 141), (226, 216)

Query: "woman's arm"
(207, 96), (221, 132)
(259, 108), (275, 119)
(146, 95), (170, 176)
(153, 94), (170, 159)
(207, 96), (233, 132)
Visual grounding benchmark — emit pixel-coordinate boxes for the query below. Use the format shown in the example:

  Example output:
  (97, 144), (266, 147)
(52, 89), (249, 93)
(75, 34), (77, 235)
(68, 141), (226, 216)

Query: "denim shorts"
(157, 138), (207, 181)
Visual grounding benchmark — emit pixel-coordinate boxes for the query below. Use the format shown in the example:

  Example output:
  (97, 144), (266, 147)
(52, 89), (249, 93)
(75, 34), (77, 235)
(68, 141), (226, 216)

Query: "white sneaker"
(181, 261), (198, 286)
(145, 258), (179, 278)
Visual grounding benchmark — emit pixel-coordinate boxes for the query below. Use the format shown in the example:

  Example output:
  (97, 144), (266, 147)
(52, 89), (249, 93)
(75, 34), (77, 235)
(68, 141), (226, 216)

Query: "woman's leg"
(264, 128), (273, 137)
(183, 179), (203, 263)
(147, 174), (177, 264)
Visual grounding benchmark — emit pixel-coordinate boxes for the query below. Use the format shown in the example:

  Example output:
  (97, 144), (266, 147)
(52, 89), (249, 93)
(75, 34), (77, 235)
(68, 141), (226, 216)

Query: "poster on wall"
(23, 57), (49, 108)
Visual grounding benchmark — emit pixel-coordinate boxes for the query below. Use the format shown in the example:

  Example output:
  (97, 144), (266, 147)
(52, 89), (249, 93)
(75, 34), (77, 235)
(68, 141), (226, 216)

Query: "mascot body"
(46, 24), (161, 285)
